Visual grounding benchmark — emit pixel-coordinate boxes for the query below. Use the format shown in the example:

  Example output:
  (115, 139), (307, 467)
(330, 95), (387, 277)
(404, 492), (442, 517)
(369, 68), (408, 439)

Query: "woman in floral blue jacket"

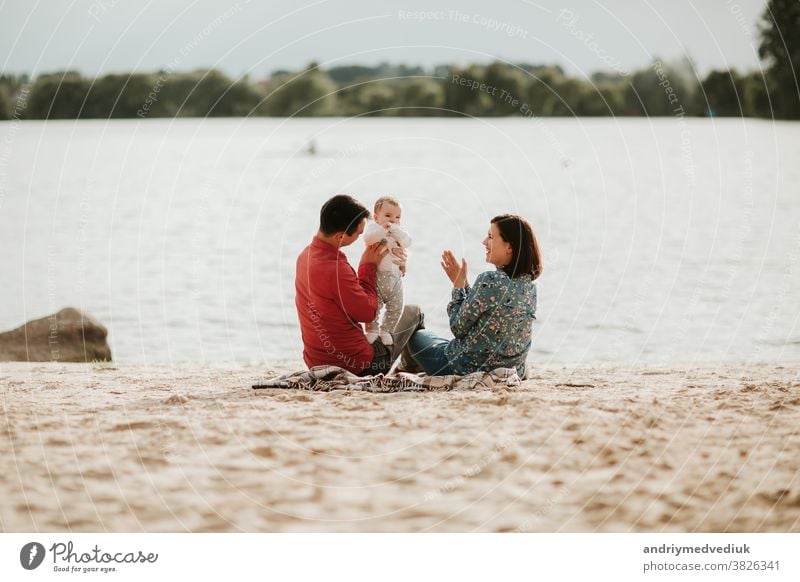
(406, 214), (542, 377)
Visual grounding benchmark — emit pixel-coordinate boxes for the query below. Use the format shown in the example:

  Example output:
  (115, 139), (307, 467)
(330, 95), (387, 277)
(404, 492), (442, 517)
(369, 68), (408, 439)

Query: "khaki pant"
(367, 271), (404, 334)
(361, 304), (425, 376)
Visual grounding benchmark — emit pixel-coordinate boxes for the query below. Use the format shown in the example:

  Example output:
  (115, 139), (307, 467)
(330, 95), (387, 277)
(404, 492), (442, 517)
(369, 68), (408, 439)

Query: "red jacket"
(295, 237), (378, 373)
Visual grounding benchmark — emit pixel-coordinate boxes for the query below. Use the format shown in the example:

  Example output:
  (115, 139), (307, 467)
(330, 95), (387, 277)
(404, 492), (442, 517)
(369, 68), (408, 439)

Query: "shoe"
(379, 331), (393, 346)
(365, 331), (379, 344)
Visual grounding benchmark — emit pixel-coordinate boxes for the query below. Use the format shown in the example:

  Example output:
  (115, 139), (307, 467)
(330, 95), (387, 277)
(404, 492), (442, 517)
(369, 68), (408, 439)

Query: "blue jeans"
(407, 329), (456, 376)
(408, 329), (528, 378)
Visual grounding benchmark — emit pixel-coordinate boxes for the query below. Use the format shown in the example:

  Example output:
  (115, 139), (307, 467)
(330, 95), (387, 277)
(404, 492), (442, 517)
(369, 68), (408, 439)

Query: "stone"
(0, 308), (112, 362)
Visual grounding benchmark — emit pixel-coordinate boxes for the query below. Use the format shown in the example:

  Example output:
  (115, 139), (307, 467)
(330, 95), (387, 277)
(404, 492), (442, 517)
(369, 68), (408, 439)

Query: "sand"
(1, 361), (798, 532)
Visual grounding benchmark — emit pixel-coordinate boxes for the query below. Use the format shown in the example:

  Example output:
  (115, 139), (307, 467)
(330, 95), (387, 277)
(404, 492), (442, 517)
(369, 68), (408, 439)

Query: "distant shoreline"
(2, 58), (795, 122)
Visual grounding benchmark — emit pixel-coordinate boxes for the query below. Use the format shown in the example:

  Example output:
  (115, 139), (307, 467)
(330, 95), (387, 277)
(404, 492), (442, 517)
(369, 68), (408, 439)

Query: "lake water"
(1, 117), (798, 364)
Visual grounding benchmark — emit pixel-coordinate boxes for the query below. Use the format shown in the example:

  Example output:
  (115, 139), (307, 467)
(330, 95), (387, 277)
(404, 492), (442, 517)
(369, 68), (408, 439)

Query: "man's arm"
(333, 244), (386, 323)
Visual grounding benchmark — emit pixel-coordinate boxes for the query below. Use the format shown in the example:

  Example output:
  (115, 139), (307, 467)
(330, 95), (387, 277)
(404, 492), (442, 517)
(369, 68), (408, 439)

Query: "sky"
(0, 0), (769, 79)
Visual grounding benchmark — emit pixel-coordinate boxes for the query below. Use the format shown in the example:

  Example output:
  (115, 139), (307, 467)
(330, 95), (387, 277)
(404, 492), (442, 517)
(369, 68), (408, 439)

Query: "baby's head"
(373, 196), (402, 226)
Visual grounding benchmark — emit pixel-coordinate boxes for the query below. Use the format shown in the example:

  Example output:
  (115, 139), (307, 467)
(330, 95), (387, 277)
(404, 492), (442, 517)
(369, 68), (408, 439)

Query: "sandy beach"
(1, 361), (798, 532)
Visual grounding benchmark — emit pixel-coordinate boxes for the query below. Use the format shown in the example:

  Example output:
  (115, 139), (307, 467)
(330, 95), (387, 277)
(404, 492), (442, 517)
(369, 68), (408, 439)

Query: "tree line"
(1, 0), (797, 120)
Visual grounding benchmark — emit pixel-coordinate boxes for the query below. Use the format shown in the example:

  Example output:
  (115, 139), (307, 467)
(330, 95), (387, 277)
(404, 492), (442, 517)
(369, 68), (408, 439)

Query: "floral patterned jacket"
(445, 268), (537, 376)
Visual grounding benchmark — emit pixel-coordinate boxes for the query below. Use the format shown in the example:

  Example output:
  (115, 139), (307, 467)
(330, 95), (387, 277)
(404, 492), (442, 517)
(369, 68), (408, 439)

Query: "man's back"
(295, 237), (378, 373)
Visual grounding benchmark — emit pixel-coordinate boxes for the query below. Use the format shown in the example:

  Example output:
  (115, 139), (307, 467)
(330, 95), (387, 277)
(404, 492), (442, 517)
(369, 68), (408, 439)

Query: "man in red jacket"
(295, 194), (424, 375)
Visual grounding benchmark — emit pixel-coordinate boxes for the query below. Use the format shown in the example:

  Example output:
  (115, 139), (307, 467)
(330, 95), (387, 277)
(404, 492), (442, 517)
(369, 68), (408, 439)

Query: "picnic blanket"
(252, 365), (521, 392)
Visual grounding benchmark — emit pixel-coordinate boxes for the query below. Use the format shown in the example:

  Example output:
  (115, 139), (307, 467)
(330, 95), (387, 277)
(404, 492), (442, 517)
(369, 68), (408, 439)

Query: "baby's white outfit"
(363, 221), (413, 345)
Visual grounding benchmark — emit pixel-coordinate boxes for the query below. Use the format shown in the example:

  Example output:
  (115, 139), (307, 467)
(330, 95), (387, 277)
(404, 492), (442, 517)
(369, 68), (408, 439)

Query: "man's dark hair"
(319, 194), (370, 236)
(491, 214), (543, 280)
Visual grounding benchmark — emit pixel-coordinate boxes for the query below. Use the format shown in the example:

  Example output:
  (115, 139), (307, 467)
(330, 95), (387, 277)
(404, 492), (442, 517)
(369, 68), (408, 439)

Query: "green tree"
(158, 72), (203, 117)
(699, 70), (745, 116)
(624, 68), (668, 116)
(397, 78), (445, 115)
(84, 73), (163, 118)
(443, 65), (491, 116)
(354, 82), (396, 115)
(335, 83), (364, 116)
(741, 71), (773, 117)
(482, 62), (527, 115)
(758, 0), (800, 118)
(216, 78), (264, 116)
(327, 65), (379, 83)
(0, 74), (29, 118)
(149, 69), (263, 117)
(549, 77), (585, 116)
(525, 67), (565, 116)
(184, 70), (260, 116)
(261, 63), (337, 116)
(27, 73), (91, 119)
(623, 61), (697, 116)
(0, 86), (10, 119)
(578, 83), (625, 116)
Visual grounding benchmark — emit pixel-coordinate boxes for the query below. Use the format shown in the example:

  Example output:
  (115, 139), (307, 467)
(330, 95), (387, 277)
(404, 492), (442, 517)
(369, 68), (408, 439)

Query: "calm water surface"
(1, 117), (798, 363)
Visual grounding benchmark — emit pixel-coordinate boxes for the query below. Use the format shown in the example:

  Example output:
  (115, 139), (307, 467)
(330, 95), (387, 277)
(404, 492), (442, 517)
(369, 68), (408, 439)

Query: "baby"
(363, 196), (412, 345)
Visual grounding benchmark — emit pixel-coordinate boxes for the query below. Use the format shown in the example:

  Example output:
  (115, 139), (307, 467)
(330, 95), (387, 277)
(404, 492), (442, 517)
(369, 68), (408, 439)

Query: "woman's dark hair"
(319, 194), (370, 235)
(491, 214), (543, 280)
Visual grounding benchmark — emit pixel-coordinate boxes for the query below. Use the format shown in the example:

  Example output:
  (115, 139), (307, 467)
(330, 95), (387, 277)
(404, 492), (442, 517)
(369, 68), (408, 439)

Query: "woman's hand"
(441, 250), (468, 288)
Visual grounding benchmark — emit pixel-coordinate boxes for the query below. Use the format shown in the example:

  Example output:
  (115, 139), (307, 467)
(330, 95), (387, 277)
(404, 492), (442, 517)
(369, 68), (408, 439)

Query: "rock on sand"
(0, 307), (111, 362)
